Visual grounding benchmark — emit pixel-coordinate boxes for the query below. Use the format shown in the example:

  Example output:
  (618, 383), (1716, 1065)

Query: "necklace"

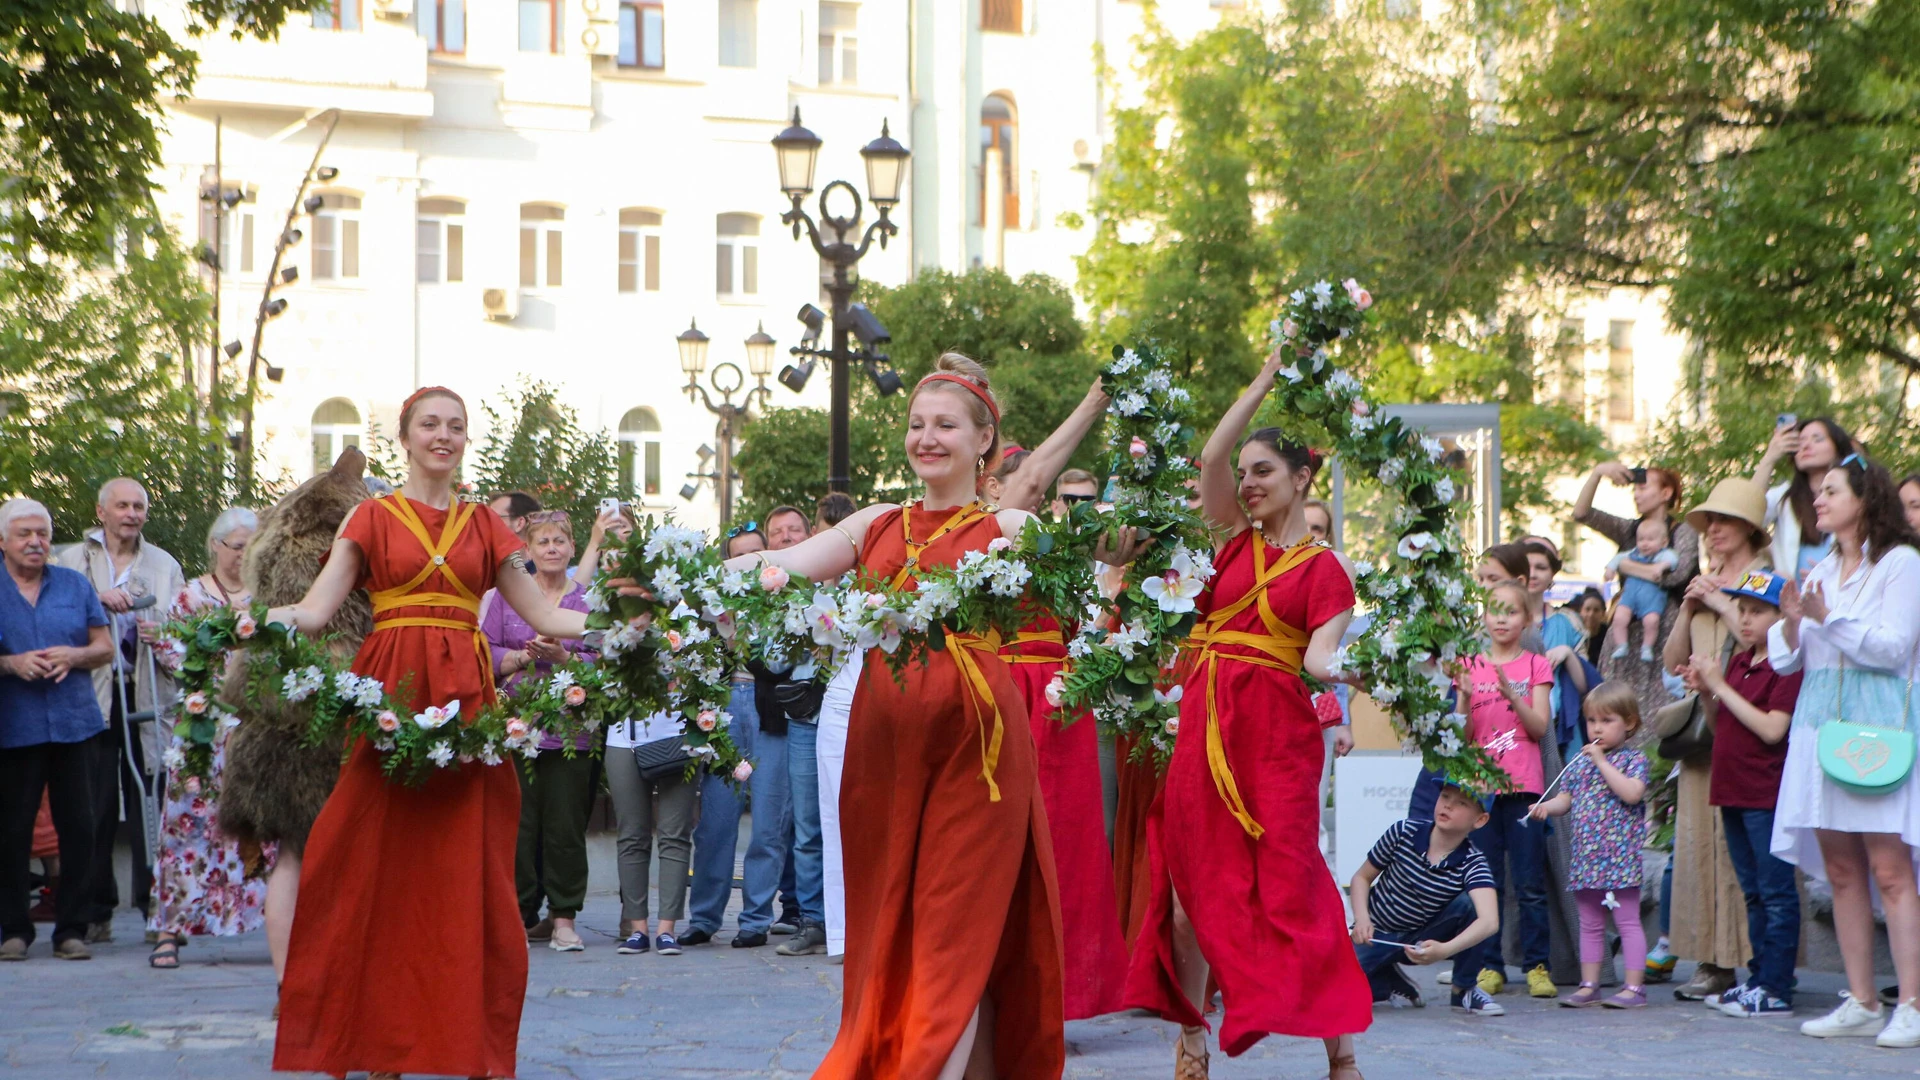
(208, 572), (249, 606)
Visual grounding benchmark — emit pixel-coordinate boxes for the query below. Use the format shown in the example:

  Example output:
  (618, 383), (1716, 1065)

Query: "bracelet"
(754, 552), (771, 569)
(830, 526), (860, 554)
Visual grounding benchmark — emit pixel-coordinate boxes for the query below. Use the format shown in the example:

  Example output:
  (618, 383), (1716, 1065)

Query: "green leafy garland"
(1268, 279), (1508, 793)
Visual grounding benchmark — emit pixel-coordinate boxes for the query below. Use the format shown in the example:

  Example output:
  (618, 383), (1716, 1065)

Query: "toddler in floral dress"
(1531, 681), (1652, 1008)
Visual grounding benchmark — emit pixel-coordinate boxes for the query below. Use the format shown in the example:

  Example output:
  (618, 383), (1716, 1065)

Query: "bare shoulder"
(995, 507), (1037, 539)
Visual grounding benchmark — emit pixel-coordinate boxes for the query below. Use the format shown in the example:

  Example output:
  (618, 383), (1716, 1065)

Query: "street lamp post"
(680, 319), (776, 534)
(771, 109), (911, 494)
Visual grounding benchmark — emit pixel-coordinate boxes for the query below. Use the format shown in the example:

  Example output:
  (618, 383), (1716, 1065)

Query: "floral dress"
(147, 578), (275, 937)
(1565, 746), (1651, 891)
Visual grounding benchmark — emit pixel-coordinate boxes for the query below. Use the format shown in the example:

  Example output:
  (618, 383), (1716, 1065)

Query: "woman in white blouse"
(1770, 455), (1920, 1046)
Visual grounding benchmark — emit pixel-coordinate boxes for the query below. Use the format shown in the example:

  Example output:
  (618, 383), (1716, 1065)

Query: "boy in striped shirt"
(1349, 783), (1504, 1015)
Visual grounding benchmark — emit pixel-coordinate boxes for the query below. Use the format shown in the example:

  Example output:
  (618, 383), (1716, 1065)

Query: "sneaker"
(1451, 986), (1506, 1017)
(1709, 981), (1755, 1009)
(1379, 964), (1425, 1009)
(1435, 967), (1452, 986)
(1675, 964), (1736, 1001)
(677, 928), (714, 947)
(1801, 991), (1886, 1038)
(1602, 985), (1648, 1009)
(655, 933), (683, 957)
(776, 923), (828, 957)
(1719, 986), (1794, 1018)
(53, 938), (92, 960)
(771, 914), (801, 935)
(1610, 644), (1629, 660)
(1645, 943), (1677, 984)
(0, 937), (25, 961)
(1639, 646), (1656, 662)
(1477, 969), (1507, 996)
(731, 931), (768, 948)
(1527, 964), (1557, 998)
(617, 932), (650, 955)
(1878, 1002), (1920, 1048)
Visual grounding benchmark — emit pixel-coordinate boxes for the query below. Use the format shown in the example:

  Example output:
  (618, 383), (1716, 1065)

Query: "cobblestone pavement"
(4, 894), (1909, 1079)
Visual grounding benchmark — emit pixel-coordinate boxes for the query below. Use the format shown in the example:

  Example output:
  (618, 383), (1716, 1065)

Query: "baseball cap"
(1723, 569), (1786, 608)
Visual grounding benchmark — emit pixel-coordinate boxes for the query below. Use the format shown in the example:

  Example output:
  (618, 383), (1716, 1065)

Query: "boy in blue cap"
(1680, 569), (1803, 1017)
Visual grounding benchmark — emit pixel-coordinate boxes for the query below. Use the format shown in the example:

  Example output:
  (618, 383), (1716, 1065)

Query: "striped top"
(1364, 819), (1495, 935)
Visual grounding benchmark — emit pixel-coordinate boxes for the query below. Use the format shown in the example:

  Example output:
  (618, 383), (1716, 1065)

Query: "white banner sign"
(1334, 753), (1424, 886)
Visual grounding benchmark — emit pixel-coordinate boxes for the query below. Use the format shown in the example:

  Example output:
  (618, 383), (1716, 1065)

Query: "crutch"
(115, 596), (164, 875)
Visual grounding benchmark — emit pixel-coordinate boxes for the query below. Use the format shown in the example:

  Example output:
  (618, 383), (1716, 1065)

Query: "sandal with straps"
(1325, 1051), (1364, 1080)
(148, 934), (183, 970)
(1174, 1027), (1210, 1079)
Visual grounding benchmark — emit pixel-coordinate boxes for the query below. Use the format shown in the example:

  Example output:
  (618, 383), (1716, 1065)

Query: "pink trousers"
(1575, 887), (1645, 970)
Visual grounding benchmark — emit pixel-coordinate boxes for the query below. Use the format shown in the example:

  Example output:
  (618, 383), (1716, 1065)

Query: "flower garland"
(1056, 342), (1215, 763)
(1268, 278), (1508, 793)
(156, 603), (605, 789)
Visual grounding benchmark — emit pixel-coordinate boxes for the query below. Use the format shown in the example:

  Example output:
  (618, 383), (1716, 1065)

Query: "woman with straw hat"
(1658, 477), (1772, 1002)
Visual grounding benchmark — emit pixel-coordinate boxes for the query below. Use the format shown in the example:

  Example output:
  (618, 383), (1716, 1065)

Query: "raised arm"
(1000, 378), (1110, 514)
(723, 502), (899, 580)
(1200, 349), (1288, 544)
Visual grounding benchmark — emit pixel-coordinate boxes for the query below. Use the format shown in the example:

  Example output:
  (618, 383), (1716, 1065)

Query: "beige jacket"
(55, 530), (185, 755)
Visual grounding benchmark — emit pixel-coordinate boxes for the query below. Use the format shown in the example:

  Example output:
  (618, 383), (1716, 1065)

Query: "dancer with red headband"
(1125, 348), (1373, 1080)
(980, 379), (1134, 1021)
(723, 354), (1141, 1079)
(264, 387), (595, 1080)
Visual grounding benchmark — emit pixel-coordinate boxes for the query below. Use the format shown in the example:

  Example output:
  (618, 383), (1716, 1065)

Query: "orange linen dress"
(1002, 616), (1129, 1020)
(815, 502), (1065, 1080)
(1124, 532), (1371, 1056)
(273, 495), (528, 1079)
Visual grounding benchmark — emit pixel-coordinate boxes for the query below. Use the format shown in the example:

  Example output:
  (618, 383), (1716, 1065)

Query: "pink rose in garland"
(563, 685), (588, 707)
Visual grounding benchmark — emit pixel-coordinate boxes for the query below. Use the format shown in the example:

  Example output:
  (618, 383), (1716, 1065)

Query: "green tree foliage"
(0, 223), (255, 566)
(1, 1), (315, 257)
(1080, 7), (1606, 528)
(469, 380), (620, 547)
(735, 268), (1098, 518)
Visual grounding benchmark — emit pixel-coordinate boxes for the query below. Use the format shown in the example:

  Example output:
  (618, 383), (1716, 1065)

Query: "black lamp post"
(680, 318), (776, 534)
(772, 108), (911, 494)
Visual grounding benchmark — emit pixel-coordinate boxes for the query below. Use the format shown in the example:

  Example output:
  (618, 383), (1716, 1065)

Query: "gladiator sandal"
(1324, 1049), (1364, 1080)
(1174, 1027), (1210, 1079)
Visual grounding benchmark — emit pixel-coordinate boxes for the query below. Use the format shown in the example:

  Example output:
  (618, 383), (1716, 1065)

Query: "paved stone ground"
(4, 890), (1912, 1080)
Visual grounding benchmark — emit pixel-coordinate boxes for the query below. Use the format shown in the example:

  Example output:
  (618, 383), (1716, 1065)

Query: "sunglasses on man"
(1059, 494), (1097, 505)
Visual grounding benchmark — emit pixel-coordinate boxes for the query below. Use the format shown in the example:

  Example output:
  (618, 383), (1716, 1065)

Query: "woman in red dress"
(264, 388), (594, 1079)
(1124, 350), (1371, 1080)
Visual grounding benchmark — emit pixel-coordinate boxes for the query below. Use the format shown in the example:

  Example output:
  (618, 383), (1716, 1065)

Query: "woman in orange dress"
(1124, 350), (1372, 1080)
(263, 388), (595, 1080)
(732, 355), (1138, 1079)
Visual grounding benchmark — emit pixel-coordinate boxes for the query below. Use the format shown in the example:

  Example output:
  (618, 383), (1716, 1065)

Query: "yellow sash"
(366, 494), (495, 692)
(1001, 627), (1067, 665)
(887, 503), (1008, 800)
(1184, 534), (1327, 838)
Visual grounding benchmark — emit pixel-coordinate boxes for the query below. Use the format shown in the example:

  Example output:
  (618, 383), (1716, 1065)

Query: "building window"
(199, 186), (256, 275)
(618, 209), (662, 293)
(519, 0), (564, 53)
(520, 204), (564, 288)
(313, 0), (362, 31)
(619, 0), (664, 68)
(716, 213), (759, 298)
(979, 93), (1019, 227)
(417, 198), (465, 284)
(1553, 318), (1584, 410)
(311, 398), (364, 477)
(718, 0), (756, 68)
(819, 2), (857, 86)
(418, 0), (466, 53)
(981, 0), (1021, 33)
(312, 193), (362, 281)
(618, 407), (662, 496)
(1607, 319), (1634, 423)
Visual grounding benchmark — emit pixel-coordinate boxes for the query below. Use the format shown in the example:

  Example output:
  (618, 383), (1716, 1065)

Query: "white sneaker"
(1877, 1001), (1920, 1048)
(1436, 967), (1452, 986)
(1801, 991), (1886, 1038)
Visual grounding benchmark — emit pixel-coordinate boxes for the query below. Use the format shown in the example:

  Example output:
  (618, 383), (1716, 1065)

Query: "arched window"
(618, 407), (662, 495)
(520, 203), (564, 288)
(311, 398), (363, 476)
(715, 213), (760, 298)
(980, 94), (1018, 227)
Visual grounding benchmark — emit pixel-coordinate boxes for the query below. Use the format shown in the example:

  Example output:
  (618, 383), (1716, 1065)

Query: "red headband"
(1002, 444), (1026, 459)
(402, 385), (465, 418)
(915, 373), (1000, 424)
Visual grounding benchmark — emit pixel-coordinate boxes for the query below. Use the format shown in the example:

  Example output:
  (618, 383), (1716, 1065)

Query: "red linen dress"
(814, 502), (1065, 1080)
(1002, 615), (1129, 1019)
(273, 495), (528, 1079)
(1123, 531), (1371, 1056)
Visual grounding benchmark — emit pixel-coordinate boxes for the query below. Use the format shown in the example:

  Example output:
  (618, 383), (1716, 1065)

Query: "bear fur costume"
(216, 448), (373, 857)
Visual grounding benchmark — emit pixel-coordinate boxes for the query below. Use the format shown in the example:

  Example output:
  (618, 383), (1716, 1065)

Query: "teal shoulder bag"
(1815, 585), (1918, 795)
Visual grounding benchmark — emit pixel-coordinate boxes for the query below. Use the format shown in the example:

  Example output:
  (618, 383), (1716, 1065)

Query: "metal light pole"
(680, 319), (777, 534)
(771, 109), (910, 493)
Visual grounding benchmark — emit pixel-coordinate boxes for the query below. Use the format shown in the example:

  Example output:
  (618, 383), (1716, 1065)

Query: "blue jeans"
(1722, 806), (1800, 1001)
(689, 683), (758, 934)
(786, 718), (825, 924)
(1355, 893), (1479, 999)
(737, 723), (792, 935)
(1463, 793), (1549, 978)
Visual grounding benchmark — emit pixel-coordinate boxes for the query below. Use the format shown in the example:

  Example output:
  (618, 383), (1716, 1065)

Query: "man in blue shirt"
(0, 498), (112, 960)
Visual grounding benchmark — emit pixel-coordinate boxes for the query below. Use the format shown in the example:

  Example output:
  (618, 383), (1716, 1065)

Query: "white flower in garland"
(479, 742), (503, 767)
(162, 743), (186, 770)
(1420, 435), (1446, 462)
(720, 569), (752, 596)
(414, 701), (459, 730)
(1441, 577), (1465, 606)
(1108, 621), (1151, 661)
(282, 665), (325, 703)
(1141, 547), (1207, 614)
(1326, 646), (1351, 680)
(1377, 458), (1406, 486)
(550, 669), (576, 693)
(1110, 348), (1143, 375)
(1438, 727), (1463, 756)
(1434, 476), (1456, 504)
(1114, 390), (1149, 417)
(1311, 280), (1334, 309)
(1396, 532), (1438, 560)
(1374, 683), (1401, 705)
(1328, 369), (1361, 397)
(1277, 363), (1305, 385)
(427, 743), (455, 768)
(650, 565), (686, 604)
(584, 586), (610, 614)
